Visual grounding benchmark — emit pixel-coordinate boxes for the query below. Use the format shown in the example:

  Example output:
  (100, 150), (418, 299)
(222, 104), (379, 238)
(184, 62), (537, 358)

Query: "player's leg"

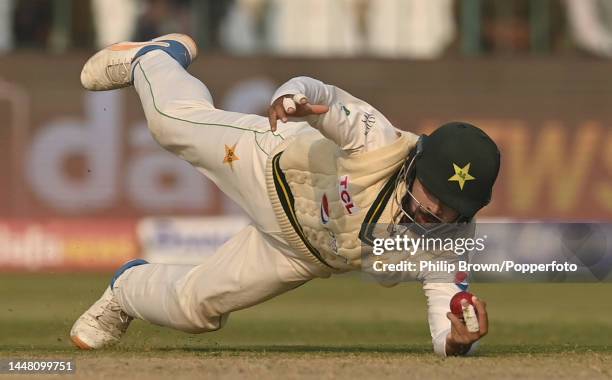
(133, 50), (308, 231)
(80, 34), (309, 231)
(70, 224), (327, 348)
(114, 224), (323, 332)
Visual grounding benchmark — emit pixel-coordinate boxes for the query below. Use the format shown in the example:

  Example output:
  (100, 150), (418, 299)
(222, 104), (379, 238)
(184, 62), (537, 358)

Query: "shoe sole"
(70, 335), (93, 350)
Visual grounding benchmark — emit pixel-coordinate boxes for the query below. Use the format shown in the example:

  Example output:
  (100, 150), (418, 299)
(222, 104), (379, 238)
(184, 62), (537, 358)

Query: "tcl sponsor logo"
(339, 175), (359, 215)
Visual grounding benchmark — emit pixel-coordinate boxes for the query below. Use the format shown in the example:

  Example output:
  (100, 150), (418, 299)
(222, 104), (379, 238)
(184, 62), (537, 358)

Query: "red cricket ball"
(450, 291), (475, 317)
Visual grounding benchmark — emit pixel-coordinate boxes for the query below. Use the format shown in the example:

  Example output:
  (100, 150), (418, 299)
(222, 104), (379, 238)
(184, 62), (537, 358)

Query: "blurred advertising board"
(0, 219), (138, 271)
(0, 217), (251, 271)
(0, 56), (611, 220)
(138, 216), (250, 264)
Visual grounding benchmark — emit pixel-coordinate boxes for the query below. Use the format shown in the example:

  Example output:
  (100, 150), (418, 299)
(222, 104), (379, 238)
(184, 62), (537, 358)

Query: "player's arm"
(422, 282), (488, 356)
(268, 76), (399, 152)
(446, 295), (488, 355)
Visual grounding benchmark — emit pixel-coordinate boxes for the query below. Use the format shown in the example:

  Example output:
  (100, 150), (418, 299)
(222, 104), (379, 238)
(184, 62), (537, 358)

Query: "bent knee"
(175, 306), (229, 334)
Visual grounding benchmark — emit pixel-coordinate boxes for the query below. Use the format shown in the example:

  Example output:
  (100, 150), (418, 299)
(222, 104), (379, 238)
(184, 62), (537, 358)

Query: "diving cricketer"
(70, 34), (500, 356)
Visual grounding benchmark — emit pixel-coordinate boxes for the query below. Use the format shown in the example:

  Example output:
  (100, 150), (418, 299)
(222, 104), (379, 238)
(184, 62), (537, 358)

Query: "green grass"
(0, 273), (611, 356)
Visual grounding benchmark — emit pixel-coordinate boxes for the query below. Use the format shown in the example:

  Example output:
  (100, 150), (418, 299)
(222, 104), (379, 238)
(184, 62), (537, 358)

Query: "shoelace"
(95, 299), (133, 338)
(105, 59), (132, 84)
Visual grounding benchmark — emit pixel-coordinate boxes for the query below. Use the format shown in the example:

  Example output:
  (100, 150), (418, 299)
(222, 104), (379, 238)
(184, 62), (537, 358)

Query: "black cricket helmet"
(391, 121), (501, 237)
(414, 122), (500, 219)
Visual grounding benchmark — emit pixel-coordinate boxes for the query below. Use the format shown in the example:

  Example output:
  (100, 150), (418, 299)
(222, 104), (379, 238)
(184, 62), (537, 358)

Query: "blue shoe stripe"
(133, 40), (191, 68)
(111, 259), (149, 290)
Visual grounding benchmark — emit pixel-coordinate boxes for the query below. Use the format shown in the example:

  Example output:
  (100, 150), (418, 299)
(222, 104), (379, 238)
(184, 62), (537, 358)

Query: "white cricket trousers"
(112, 50), (329, 333)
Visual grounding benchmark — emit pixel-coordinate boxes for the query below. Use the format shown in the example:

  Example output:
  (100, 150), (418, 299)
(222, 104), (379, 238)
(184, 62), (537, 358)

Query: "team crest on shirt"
(339, 175), (359, 215)
(320, 193), (330, 225)
(223, 143), (239, 170)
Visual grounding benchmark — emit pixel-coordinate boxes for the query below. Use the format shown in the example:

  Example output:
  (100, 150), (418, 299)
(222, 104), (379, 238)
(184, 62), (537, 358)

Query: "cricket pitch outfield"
(0, 273), (610, 379)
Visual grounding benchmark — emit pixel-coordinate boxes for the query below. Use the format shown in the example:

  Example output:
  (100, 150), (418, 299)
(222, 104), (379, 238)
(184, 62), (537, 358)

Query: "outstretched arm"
(268, 76), (399, 153)
(423, 282), (488, 356)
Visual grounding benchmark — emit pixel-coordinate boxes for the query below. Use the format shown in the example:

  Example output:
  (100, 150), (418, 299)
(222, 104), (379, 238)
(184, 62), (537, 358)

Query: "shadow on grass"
(153, 344), (612, 356)
(1, 344), (610, 357)
(0, 344), (430, 356)
(478, 344), (612, 356)
(155, 344), (433, 355)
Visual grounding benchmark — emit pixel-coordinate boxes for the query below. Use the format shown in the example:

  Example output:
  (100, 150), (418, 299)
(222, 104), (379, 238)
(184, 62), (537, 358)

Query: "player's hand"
(445, 296), (488, 356)
(268, 94), (329, 132)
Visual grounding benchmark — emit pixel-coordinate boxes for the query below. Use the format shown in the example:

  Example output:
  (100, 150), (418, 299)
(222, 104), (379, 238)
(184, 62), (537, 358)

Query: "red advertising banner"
(0, 219), (138, 271)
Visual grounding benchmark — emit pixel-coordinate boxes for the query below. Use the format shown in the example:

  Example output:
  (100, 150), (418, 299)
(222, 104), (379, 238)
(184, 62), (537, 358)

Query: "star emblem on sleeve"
(223, 143), (240, 170)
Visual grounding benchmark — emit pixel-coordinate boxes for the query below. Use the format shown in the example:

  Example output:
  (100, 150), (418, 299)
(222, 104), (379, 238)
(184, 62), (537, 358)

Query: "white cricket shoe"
(70, 287), (132, 350)
(80, 33), (198, 91)
(70, 259), (148, 350)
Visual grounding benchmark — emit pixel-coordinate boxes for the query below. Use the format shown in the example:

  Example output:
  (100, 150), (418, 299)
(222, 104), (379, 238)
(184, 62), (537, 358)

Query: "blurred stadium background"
(0, 1), (611, 376)
(1, 0), (611, 271)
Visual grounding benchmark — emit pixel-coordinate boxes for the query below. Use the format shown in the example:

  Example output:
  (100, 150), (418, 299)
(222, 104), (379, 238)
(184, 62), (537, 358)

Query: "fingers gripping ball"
(450, 291), (480, 333)
(449, 291), (473, 316)
(282, 94), (308, 114)
(293, 93), (307, 104)
(282, 97), (296, 113)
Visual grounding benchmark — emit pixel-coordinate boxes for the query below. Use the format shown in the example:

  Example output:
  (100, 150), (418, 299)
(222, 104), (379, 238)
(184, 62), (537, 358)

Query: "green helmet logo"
(448, 163), (476, 190)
